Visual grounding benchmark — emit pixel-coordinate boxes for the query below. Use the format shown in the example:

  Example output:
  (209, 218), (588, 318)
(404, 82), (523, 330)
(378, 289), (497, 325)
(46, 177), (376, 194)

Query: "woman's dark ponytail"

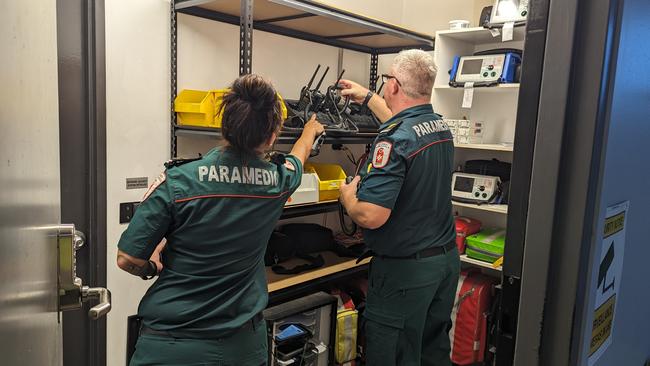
(220, 74), (283, 155)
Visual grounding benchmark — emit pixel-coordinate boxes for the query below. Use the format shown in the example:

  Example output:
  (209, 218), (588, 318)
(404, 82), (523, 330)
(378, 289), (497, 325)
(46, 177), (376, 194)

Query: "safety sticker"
(142, 171), (166, 201)
(372, 141), (392, 169)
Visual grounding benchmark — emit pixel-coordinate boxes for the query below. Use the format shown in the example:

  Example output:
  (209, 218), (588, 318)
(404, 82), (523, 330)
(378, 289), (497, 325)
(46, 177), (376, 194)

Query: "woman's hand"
(290, 114), (325, 165)
(303, 114), (325, 139)
(150, 238), (167, 273)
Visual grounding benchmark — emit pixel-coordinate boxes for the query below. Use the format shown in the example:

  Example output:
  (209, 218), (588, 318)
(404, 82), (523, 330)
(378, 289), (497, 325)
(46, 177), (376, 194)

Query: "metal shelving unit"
(170, 0), (434, 156)
(170, 0), (436, 293)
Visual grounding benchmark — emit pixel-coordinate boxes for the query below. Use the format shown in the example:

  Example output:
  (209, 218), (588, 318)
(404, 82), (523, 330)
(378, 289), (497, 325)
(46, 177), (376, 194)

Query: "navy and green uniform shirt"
(357, 104), (456, 256)
(117, 147), (302, 337)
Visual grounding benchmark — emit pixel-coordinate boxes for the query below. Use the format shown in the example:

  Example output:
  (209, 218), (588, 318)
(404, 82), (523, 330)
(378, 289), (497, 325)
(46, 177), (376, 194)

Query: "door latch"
(57, 224), (111, 319)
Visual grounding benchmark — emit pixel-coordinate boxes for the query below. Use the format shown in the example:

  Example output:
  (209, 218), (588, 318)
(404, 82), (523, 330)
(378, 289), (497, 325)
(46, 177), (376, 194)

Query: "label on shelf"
(462, 82), (475, 109)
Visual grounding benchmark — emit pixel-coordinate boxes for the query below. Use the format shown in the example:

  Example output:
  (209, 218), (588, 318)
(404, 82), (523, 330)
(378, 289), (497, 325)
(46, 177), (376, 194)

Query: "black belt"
(140, 312), (264, 339)
(356, 240), (456, 264)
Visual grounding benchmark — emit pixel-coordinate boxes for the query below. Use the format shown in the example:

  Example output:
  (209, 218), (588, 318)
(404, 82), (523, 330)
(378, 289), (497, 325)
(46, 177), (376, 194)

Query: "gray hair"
(391, 49), (437, 99)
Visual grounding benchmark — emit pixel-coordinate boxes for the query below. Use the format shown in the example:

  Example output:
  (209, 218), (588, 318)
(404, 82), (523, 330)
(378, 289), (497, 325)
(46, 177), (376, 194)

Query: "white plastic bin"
(285, 173), (319, 206)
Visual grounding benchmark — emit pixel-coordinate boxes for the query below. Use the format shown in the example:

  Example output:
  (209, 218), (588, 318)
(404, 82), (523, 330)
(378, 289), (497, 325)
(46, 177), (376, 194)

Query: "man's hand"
(340, 175), (360, 206)
(150, 238), (167, 274)
(303, 114), (325, 139)
(339, 79), (369, 104)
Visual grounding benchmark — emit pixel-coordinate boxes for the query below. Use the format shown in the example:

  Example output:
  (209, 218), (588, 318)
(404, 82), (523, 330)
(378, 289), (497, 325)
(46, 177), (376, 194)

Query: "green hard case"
(465, 228), (506, 263)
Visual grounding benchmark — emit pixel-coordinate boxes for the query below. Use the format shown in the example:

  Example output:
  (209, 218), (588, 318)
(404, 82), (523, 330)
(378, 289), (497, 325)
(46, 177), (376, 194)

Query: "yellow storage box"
(305, 163), (347, 201)
(175, 89), (288, 128)
(174, 89), (217, 127)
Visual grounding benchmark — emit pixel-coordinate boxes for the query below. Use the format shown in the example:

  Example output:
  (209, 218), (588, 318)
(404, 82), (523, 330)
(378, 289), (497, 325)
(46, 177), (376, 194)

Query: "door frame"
(57, 1), (107, 365)
(496, 0), (625, 364)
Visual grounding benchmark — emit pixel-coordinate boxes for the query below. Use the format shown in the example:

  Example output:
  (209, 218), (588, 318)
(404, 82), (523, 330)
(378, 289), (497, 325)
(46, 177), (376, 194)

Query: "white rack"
(455, 143), (514, 152)
(460, 254), (503, 272)
(453, 201), (508, 214)
(433, 26), (522, 273)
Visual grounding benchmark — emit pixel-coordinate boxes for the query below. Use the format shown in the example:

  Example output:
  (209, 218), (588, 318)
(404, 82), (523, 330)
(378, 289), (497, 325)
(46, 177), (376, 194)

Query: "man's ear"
(388, 80), (399, 96)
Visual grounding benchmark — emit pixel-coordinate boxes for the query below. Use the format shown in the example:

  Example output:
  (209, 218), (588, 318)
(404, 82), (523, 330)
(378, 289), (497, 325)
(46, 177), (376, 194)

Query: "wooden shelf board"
(436, 26), (526, 44)
(452, 201), (508, 214)
(455, 143), (513, 152)
(267, 251), (370, 293)
(176, 0), (434, 53)
(434, 84), (520, 90)
(460, 254), (502, 272)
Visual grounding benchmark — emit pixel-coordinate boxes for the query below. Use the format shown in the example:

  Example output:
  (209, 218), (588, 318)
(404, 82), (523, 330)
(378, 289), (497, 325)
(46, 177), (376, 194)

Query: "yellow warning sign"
(603, 212), (625, 238)
(589, 294), (616, 356)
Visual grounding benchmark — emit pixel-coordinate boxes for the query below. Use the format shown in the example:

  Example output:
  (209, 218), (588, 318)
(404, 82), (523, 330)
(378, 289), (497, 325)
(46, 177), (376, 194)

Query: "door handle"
(57, 224), (112, 319)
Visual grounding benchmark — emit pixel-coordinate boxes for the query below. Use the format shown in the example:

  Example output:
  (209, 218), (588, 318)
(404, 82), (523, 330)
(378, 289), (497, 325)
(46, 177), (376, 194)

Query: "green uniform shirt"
(117, 147), (303, 336)
(357, 104), (456, 256)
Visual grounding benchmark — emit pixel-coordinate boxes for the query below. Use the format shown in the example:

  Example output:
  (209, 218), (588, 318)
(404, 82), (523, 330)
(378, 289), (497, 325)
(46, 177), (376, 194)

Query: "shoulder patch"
(378, 121), (404, 136)
(372, 141), (393, 169)
(142, 171), (166, 201)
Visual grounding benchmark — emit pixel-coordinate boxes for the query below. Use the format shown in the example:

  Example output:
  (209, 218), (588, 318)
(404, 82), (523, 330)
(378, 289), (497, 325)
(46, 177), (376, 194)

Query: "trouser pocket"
(364, 308), (405, 366)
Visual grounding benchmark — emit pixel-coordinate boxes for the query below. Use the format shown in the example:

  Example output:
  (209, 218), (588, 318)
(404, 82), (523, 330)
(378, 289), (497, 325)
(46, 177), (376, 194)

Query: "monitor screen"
(461, 59), (483, 75)
(454, 176), (474, 193)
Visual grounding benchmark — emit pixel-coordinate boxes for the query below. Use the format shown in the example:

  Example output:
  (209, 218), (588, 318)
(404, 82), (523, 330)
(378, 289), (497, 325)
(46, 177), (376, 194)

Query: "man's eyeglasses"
(381, 74), (402, 87)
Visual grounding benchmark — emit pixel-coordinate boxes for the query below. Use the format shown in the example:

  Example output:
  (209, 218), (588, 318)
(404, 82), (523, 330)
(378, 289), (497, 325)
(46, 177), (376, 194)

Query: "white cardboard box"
(285, 173), (319, 206)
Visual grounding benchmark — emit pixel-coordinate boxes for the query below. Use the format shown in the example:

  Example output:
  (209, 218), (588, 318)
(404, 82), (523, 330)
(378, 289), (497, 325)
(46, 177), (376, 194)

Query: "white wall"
(105, 1), (484, 364)
(105, 1), (171, 365)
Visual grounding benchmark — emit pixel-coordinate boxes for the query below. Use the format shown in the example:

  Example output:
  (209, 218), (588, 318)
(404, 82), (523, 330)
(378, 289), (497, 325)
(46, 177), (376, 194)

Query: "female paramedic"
(116, 74), (324, 366)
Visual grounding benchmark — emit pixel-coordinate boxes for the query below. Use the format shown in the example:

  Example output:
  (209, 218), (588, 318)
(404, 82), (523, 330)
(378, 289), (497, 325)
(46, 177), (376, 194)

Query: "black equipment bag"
(264, 231), (295, 266)
(464, 159), (512, 182)
(268, 224), (335, 275)
(280, 223), (334, 254)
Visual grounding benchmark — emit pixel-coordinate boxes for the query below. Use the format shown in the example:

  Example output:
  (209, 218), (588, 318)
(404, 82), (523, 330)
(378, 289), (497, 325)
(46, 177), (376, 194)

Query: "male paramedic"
(339, 49), (460, 366)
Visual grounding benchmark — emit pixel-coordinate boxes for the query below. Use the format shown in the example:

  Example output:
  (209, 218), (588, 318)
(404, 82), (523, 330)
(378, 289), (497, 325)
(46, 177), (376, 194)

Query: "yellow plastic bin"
(176, 89), (289, 128)
(174, 89), (217, 127)
(305, 163), (347, 201)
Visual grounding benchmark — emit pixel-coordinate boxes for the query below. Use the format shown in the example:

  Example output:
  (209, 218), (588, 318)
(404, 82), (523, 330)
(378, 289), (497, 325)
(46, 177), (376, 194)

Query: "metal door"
(0, 2), (110, 365)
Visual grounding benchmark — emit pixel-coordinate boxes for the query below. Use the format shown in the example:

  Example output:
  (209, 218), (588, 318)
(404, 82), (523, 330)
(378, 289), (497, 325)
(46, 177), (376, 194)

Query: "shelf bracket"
(369, 51), (378, 91)
(171, 1), (178, 158)
(239, 0), (254, 76)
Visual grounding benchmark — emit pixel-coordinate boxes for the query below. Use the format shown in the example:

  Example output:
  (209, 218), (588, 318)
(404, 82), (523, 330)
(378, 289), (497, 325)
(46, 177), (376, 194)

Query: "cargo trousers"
(129, 318), (268, 366)
(364, 247), (460, 366)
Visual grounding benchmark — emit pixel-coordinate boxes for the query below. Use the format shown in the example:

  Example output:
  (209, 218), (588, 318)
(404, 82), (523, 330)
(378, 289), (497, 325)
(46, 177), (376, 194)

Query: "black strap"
(271, 253), (325, 275)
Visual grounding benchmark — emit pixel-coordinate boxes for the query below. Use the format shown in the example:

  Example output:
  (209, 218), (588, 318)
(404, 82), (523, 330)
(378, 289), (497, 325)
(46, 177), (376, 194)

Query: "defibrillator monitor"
(490, 0), (528, 24)
(450, 51), (522, 87)
(451, 172), (500, 204)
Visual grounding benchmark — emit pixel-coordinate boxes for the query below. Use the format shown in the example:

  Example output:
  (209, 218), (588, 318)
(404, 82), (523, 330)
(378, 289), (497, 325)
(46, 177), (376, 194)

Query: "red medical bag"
(455, 217), (482, 253)
(450, 270), (497, 365)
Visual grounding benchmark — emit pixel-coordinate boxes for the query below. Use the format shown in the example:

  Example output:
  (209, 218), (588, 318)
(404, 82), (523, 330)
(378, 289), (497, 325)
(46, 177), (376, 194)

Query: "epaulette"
(164, 155), (202, 169)
(378, 120), (404, 136)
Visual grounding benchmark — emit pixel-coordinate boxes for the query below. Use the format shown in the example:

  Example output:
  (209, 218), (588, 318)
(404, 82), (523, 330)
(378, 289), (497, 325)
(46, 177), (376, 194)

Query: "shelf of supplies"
(452, 201), (508, 214)
(436, 26), (526, 44)
(460, 254), (502, 272)
(455, 143), (513, 152)
(267, 251), (370, 293)
(281, 200), (339, 219)
(174, 125), (378, 145)
(434, 84), (520, 91)
(175, 0), (434, 54)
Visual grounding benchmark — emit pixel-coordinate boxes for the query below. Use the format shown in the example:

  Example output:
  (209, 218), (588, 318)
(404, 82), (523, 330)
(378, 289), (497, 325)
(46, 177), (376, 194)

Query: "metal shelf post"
(171, 1), (178, 157)
(369, 51), (378, 91)
(239, 0), (254, 75)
